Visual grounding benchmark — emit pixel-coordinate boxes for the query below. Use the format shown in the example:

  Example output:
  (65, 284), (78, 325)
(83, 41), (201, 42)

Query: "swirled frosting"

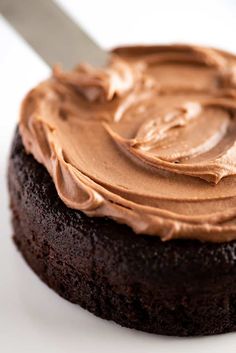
(20, 44), (236, 242)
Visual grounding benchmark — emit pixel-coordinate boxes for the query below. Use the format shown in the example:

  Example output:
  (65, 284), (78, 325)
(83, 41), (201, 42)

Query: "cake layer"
(8, 130), (236, 336)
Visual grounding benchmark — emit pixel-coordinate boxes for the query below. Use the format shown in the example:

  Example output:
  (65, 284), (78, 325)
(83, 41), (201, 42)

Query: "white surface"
(55, 0), (236, 52)
(1, 1), (236, 352)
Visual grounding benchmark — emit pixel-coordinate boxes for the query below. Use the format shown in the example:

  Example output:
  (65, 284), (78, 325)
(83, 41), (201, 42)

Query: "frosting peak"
(20, 44), (236, 242)
(53, 56), (142, 103)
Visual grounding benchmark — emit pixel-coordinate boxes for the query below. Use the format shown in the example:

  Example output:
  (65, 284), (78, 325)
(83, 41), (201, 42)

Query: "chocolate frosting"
(20, 44), (236, 242)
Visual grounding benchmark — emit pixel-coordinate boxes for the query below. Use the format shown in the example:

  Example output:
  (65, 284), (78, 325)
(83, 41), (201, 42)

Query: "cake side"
(8, 129), (236, 336)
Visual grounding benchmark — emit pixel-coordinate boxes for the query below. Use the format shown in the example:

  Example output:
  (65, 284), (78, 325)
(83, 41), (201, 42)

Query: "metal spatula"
(0, 0), (108, 69)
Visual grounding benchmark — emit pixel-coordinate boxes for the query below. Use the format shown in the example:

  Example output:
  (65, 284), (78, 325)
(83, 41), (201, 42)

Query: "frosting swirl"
(20, 44), (236, 242)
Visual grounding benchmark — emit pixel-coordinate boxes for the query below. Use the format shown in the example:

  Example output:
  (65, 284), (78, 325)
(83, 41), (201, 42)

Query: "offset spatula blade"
(0, 0), (108, 69)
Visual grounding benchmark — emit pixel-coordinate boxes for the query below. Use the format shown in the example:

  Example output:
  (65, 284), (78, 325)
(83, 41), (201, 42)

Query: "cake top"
(20, 44), (236, 242)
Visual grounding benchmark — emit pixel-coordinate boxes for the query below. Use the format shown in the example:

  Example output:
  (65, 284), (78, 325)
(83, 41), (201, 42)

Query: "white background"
(1, 1), (236, 352)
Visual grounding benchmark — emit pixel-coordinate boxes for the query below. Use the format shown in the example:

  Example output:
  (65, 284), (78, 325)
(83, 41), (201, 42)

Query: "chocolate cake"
(8, 44), (236, 336)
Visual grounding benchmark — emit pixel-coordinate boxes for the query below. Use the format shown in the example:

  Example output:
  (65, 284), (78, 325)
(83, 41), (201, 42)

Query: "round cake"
(8, 44), (236, 336)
